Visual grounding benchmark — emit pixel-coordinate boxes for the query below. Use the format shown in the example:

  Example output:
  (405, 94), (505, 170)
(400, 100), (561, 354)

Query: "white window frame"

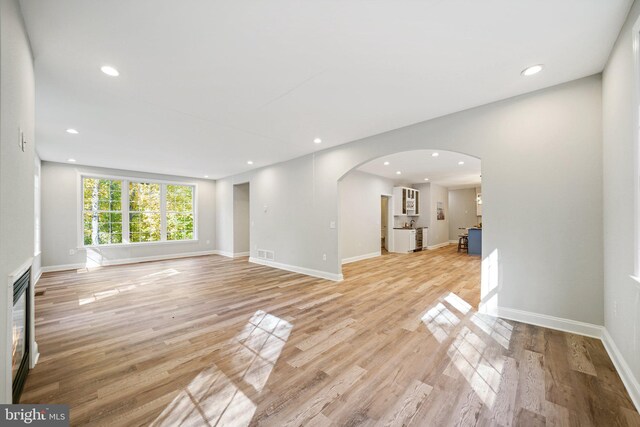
(77, 172), (198, 248)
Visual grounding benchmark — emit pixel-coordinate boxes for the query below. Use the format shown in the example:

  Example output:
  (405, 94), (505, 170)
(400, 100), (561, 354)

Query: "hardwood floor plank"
(378, 379), (433, 427)
(19, 246), (639, 426)
(566, 334), (597, 376)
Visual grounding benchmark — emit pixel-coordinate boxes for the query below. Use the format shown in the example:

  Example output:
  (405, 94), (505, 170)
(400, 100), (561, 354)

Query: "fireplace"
(12, 267), (30, 403)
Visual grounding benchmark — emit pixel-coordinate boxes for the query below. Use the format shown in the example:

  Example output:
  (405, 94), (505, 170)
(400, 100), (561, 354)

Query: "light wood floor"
(23, 245), (639, 426)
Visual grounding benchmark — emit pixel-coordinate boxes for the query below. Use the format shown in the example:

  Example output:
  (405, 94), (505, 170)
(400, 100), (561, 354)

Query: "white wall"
(428, 183), (449, 247)
(449, 188), (480, 240)
(40, 162), (216, 269)
(217, 75), (603, 324)
(412, 183), (431, 228)
(0, 0), (35, 403)
(411, 182), (449, 246)
(33, 154), (41, 280)
(233, 183), (250, 255)
(602, 0), (640, 405)
(339, 171), (394, 261)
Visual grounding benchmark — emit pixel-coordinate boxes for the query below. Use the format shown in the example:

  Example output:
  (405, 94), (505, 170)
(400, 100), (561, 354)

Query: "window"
(166, 185), (194, 241)
(81, 176), (196, 246)
(129, 182), (161, 243)
(83, 178), (123, 245)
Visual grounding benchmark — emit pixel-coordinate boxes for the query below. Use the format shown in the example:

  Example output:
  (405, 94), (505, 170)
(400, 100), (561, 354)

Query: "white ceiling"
(357, 150), (481, 188)
(20, 0), (632, 179)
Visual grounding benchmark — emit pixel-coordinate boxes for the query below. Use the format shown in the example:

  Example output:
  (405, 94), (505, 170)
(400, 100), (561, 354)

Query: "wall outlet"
(69, 249), (76, 256)
(323, 253), (327, 261)
(329, 221), (336, 229)
(206, 240), (210, 245)
(613, 301), (618, 317)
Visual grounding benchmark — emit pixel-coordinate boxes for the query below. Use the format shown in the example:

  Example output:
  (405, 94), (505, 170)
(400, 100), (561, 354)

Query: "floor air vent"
(257, 249), (275, 261)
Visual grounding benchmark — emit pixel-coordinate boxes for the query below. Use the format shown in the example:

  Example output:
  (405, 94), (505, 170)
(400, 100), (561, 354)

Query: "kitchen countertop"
(393, 227), (428, 230)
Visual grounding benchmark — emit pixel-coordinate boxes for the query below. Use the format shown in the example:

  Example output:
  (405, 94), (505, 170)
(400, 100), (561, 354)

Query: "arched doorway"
(338, 149), (483, 306)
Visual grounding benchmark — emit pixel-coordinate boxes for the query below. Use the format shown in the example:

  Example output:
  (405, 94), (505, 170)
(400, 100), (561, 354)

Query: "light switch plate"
(19, 129), (26, 152)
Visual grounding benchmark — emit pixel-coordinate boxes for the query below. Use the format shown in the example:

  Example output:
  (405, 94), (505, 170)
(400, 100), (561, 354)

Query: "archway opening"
(338, 149), (483, 307)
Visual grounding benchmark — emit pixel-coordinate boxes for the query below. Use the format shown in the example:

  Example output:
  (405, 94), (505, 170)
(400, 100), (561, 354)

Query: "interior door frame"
(381, 193), (393, 251)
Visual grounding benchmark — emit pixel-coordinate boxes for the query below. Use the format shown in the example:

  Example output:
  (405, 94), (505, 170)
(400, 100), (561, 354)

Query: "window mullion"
(123, 180), (130, 244)
(161, 184), (167, 241)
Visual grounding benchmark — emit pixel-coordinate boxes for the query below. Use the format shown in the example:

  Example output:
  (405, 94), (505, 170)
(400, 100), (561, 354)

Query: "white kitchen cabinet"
(392, 228), (416, 253)
(476, 190), (482, 216)
(393, 187), (420, 216)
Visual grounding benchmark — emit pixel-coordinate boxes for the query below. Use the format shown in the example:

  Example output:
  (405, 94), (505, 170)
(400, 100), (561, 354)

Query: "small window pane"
(167, 213), (194, 241)
(129, 182), (160, 212)
(129, 212), (160, 242)
(167, 185), (193, 213)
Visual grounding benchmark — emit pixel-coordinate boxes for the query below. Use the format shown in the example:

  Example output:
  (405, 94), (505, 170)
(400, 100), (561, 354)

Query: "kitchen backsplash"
(394, 216), (420, 228)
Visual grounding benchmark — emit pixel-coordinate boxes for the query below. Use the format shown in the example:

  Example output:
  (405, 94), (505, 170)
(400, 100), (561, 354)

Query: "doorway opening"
(339, 149), (482, 306)
(233, 183), (250, 257)
(380, 195), (392, 254)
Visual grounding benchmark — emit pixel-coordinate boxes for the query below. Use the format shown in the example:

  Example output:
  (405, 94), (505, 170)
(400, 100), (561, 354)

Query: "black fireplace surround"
(12, 267), (30, 403)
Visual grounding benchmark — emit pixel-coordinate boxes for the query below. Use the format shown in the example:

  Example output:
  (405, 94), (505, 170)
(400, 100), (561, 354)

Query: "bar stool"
(457, 228), (468, 253)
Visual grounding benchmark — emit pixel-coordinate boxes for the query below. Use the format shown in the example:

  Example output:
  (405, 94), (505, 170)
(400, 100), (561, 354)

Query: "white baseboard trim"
(30, 341), (39, 369)
(601, 329), (640, 412)
(249, 257), (343, 282)
(32, 269), (42, 286)
(479, 304), (640, 412)
(427, 242), (451, 250)
(482, 305), (603, 338)
(41, 262), (85, 273)
(214, 250), (234, 258)
(342, 251), (381, 265)
(213, 250), (249, 258)
(41, 250), (218, 273)
(449, 239), (459, 244)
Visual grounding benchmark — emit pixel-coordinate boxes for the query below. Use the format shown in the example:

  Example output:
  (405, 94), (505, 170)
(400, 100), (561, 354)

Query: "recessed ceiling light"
(66, 128), (79, 134)
(383, 161), (390, 166)
(204, 175), (209, 178)
(432, 152), (439, 157)
(521, 64), (543, 76)
(101, 65), (120, 77)
(67, 158), (76, 162)
(396, 171), (401, 175)
(247, 160), (254, 165)
(458, 161), (465, 165)
(313, 138), (322, 144)
(424, 178), (429, 181)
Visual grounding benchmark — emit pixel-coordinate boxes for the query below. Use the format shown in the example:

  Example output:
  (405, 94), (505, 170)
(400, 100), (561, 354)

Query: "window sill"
(79, 239), (199, 250)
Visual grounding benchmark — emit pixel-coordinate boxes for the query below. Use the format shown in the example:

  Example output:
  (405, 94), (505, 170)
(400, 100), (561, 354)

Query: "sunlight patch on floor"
(470, 313), (513, 349)
(445, 326), (505, 408)
(421, 302), (460, 343)
(78, 268), (181, 306)
(150, 365), (256, 427)
(151, 310), (293, 427)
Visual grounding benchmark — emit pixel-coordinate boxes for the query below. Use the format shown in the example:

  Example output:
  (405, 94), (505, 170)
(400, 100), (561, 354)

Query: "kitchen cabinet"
(476, 189), (482, 216)
(393, 187), (420, 216)
(468, 228), (482, 255)
(392, 228), (416, 253)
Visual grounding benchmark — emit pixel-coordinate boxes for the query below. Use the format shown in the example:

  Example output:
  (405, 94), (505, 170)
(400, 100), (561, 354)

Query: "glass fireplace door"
(12, 291), (26, 384)
(12, 267), (30, 403)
